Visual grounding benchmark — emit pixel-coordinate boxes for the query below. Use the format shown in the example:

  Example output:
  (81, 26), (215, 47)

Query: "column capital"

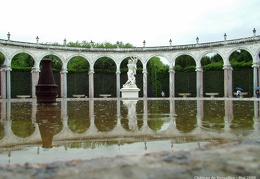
(142, 69), (148, 74)
(88, 69), (95, 74)
(169, 68), (175, 73)
(252, 62), (260, 68)
(60, 68), (68, 74)
(223, 65), (233, 70)
(195, 67), (203, 72)
(0, 65), (12, 72)
(116, 69), (121, 74)
(31, 67), (40, 73)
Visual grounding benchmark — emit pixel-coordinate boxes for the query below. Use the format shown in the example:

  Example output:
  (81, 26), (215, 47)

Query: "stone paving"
(0, 140), (259, 179)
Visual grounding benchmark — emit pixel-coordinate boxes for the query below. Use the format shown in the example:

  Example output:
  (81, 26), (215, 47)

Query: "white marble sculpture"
(123, 57), (137, 88)
(121, 57), (140, 98)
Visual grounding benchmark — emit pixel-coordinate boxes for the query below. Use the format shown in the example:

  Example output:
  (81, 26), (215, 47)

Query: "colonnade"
(0, 35), (260, 99)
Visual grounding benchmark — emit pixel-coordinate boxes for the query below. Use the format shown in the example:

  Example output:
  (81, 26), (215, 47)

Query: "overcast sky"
(0, 0), (259, 47)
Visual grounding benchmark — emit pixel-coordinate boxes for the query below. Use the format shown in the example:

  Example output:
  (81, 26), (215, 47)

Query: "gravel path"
(0, 140), (259, 179)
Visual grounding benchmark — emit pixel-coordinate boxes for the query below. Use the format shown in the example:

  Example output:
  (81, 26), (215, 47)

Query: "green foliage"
(94, 57), (116, 73)
(230, 49), (252, 62)
(0, 53), (4, 65)
(68, 56), (89, 72)
(44, 55), (62, 70)
(203, 62), (223, 71)
(175, 55), (196, 68)
(184, 65), (196, 72)
(11, 53), (34, 70)
(230, 59), (252, 69)
(147, 57), (169, 96)
(174, 65), (183, 71)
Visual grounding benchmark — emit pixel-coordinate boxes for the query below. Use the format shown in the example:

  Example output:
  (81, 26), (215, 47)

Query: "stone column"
(88, 69), (94, 98)
(252, 62), (260, 96)
(116, 69), (120, 98)
(223, 65), (233, 98)
(31, 67), (40, 98)
(169, 68), (175, 98)
(142, 68), (148, 98)
(60, 68), (68, 98)
(6, 66), (11, 99)
(196, 67), (203, 97)
(0, 68), (6, 99)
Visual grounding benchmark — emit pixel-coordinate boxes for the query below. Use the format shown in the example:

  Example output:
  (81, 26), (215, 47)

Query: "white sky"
(0, 0), (259, 47)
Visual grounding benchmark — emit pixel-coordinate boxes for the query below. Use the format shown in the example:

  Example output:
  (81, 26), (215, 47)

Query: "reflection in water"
(123, 100), (138, 131)
(36, 105), (61, 148)
(0, 99), (259, 165)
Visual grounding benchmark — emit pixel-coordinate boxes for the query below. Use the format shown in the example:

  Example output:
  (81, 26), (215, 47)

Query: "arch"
(94, 56), (117, 97)
(227, 46), (254, 61)
(173, 52), (197, 66)
(39, 52), (65, 67)
(119, 54), (143, 67)
(9, 49), (37, 66)
(67, 55), (90, 97)
(201, 52), (224, 96)
(10, 52), (35, 98)
(146, 55), (170, 97)
(199, 50), (225, 64)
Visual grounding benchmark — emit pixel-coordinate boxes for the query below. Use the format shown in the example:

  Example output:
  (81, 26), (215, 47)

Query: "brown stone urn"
(35, 59), (58, 104)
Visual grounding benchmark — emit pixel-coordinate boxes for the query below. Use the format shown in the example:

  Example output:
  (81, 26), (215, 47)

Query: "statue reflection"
(36, 104), (61, 148)
(123, 100), (138, 131)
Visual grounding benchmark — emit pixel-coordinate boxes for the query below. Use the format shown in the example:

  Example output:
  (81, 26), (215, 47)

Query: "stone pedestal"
(120, 87), (140, 98)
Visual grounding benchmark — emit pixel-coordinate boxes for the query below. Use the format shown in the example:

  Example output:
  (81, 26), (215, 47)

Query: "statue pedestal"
(120, 87), (140, 98)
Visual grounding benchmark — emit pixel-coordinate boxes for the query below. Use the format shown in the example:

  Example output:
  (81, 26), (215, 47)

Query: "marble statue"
(123, 57), (137, 88)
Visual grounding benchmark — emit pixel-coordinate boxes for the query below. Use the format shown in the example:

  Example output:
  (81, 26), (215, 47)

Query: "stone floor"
(0, 140), (259, 179)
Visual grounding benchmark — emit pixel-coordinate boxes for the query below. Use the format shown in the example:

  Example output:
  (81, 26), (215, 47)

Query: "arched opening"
(41, 55), (63, 97)
(229, 49), (253, 97)
(202, 53), (224, 96)
(174, 55), (196, 97)
(10, 53), (34, 98)
(94, 100), (117, 132)
(67, 56), (89, 97)
(0, 52), (5, 97)
(94, 57), (116, 97)
(67, 101), (90, 134)
(120, 57), (143, 97)
(11, 102), (35, 138)
(147, 56), (169, 97)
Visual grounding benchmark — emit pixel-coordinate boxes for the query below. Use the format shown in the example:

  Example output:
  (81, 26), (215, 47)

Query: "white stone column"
(142, 68), (148, 98)
(116, 68), (120, 98)
(5, 66), (11, 99)
(169, 68), (175, 98)
(252, 62), (260, 97)
(60, 68), (68, 98)
(88, 69), (94, 98)
(0, 68), (6, 99)
(196, 67), (203, 97)
(223, 65), (233, 97)
(31, 67), (40, 98)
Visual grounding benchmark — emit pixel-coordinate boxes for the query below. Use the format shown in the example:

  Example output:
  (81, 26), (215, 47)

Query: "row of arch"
(0, 36), (260, 98)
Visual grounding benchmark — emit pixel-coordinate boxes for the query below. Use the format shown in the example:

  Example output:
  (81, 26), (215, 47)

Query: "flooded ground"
(0, 99), (259, 166)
